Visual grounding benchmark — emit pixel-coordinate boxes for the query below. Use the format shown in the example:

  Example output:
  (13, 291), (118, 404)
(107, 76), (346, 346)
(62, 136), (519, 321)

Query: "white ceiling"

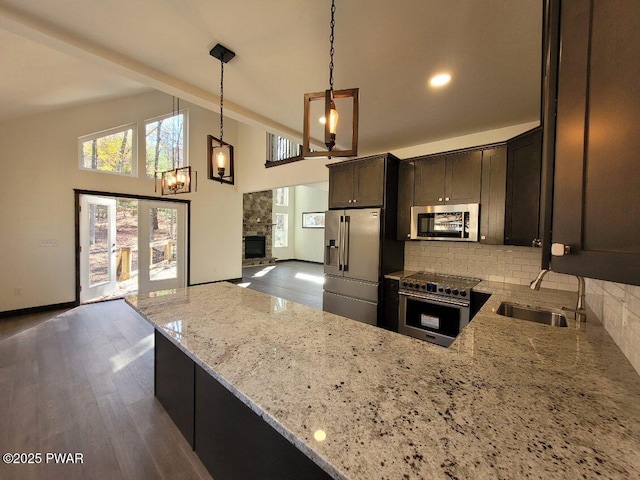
(0, 0), (542, 154)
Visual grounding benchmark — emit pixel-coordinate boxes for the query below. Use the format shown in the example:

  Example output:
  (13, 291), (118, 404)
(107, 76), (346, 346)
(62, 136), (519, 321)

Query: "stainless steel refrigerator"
(323, 208), (403, 326)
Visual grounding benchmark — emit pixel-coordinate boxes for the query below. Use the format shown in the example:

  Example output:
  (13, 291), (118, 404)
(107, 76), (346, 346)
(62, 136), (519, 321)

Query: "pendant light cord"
(329, 0), (335, 94)
(219, 60), (224, 142)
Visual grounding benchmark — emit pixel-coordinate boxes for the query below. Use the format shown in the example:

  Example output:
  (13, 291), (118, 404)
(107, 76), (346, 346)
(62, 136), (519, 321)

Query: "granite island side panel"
(126, 282), (640, 480)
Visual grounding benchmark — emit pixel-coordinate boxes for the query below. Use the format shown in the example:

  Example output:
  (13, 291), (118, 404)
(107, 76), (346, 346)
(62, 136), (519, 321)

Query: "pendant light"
(303, 0), (359, 158)
(208, 43), (235, 185)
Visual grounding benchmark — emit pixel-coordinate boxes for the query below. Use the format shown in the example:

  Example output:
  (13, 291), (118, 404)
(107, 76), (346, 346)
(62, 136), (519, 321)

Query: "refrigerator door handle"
(343, 215), (350, 271)
(338, 215), (344, 271)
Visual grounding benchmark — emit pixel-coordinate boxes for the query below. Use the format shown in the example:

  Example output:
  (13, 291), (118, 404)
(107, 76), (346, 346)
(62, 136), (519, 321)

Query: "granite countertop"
(126, 282), (640, 480)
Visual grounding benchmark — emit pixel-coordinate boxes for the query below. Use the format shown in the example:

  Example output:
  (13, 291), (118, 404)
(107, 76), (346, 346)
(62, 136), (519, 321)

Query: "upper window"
(79, 124), (136, 176)
(145, 111), (187, 178)
(274, 187), (289, 206)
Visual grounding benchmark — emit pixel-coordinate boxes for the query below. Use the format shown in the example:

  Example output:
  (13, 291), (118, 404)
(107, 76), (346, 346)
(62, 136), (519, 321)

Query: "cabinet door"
(446, 150), (482, 204)
(480, 146), (507, 244)
(414, 156), (446, 205)
(551, 0), (640, 285)
(354, 157), (385, 207)
(396, 161), (414, 240)
(505, 129), (542, 246)
(328, 163), (354, 209)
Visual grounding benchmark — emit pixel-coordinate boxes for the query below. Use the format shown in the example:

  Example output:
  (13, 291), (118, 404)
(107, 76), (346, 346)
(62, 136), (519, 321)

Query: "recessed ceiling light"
(429, 73), (452, 88)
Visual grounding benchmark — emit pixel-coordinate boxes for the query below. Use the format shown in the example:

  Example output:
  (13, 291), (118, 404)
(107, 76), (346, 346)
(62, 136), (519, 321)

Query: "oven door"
(398, 293), (470, 347)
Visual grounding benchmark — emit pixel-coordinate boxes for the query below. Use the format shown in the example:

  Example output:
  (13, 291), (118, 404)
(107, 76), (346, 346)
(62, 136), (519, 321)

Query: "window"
(79, 124), (137, 176)
(266, 133), (303, 167)
(274, 213), (288, 248)
(274, 187), (289, 206)
(145, 111), (187, 178)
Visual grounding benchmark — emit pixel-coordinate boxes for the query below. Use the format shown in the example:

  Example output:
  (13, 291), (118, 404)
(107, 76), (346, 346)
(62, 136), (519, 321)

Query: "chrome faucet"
(530, 269), (587, 322)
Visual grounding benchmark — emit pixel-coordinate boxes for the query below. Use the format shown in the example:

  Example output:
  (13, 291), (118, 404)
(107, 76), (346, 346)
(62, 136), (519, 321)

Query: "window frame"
(78, 123), (138, 177)
(274, 187), (289, 207)
(144, 109), (189, 179)
(274, 212), (288, 248)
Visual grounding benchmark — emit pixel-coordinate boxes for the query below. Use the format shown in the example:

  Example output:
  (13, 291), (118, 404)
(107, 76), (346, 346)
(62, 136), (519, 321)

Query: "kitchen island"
(125, 281), (640, 479)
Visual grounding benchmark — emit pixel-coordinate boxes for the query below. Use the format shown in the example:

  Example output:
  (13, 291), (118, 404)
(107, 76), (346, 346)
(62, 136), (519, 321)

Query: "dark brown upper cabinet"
(548, 0), (640, 285)
(327, 154), (399, 209)
(479, 129), (543, 246)
(479, 146), (507, 244)
(414, 150), (482, 206)
(396, 160), (414, 240)
(505, 128), (542, 246)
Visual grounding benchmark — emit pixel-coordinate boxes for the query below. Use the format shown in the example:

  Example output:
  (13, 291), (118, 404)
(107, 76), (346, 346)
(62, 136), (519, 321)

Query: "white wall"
(294, 184), (328, 263)
(0, 90), (243, 311)
(236, 123), (332, 193)
(390, 121), (540, 159)
(236, 121), (540, 195)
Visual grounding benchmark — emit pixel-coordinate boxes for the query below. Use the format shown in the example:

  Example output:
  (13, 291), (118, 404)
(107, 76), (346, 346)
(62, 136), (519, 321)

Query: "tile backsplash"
(403, 241), (640, 376)
(585, 279), (640, 375)
(404, 242), (579, 291)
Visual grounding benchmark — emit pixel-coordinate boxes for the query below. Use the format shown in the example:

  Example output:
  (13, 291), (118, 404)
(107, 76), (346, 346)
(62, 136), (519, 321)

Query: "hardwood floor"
(0, 260), (323, 479)
(241, 260), (324, 310)
(0, 301), (211, 480)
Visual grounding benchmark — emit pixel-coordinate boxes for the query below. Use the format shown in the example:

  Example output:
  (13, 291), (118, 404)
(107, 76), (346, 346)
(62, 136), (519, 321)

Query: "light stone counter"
(126, 282), (640, 480)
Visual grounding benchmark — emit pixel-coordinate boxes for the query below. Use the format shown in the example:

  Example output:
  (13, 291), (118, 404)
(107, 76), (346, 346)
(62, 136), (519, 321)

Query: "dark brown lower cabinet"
(154, 330), (331, 480)
(382, 278), (400, 332)
(154, 330), (195, 448)
(194, 365), (331, 480)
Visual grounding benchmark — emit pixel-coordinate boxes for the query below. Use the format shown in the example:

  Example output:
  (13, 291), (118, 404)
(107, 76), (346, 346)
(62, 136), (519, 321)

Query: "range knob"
(452, 288), (459, 296)
(402, 281), (408, 287)
(420, 283), (426, 290)
(460, 289), (467, 297)
(444, 287), (452, 294)
(438, 287), (444, 293)
(408, 282), (415, 288)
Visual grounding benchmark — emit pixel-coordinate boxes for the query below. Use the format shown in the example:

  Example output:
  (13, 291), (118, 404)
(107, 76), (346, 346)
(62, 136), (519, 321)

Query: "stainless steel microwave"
(410, 204), (479, 241)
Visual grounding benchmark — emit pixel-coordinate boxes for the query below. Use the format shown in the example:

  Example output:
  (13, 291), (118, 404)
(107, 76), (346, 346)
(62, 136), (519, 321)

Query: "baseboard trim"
(0, 301), (77, 319)
(275, 259), (323, 265)
(189, 278), (243, 287)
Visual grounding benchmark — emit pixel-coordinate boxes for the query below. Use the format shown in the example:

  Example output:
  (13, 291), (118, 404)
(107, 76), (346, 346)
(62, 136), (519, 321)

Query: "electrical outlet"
(14, 287), (22, 296)
(40, 239), (59, 247)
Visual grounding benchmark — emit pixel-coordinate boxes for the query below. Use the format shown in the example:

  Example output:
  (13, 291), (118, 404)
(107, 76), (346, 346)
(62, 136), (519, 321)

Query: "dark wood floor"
(0, 301), (211, 480)
(241, 260), (324, 311)
(0, 260), (323, 479)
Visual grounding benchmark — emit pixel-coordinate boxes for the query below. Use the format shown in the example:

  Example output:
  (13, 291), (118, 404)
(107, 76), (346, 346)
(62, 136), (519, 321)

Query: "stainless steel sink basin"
(496, 302), (568, 327)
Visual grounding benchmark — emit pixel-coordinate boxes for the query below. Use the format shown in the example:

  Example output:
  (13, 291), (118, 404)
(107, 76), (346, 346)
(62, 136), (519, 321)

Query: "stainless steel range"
(398, 272), (481, 347)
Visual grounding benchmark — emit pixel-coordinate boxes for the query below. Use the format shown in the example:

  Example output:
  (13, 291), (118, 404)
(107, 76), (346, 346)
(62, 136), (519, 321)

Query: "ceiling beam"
(0, 2), (303, 141)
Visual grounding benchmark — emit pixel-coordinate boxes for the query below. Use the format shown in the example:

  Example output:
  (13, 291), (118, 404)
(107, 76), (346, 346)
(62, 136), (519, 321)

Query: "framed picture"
(302, 212), (325, 228)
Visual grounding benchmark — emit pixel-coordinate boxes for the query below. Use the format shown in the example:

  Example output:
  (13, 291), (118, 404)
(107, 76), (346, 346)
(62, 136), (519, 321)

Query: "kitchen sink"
(496, 302), (568, 327)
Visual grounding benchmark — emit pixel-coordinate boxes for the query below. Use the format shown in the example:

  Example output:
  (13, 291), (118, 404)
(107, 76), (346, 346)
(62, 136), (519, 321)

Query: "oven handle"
(399, 291), (470, 308)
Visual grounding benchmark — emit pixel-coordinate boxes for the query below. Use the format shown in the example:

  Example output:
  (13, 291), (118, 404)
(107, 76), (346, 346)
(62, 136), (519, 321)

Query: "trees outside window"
(79, 124), (136, 175)
(145, 111), (187, 178)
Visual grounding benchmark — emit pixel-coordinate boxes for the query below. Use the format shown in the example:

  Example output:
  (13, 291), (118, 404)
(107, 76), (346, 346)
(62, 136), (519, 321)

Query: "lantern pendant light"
(303, 0), (359, 158)
(208, 43), (235, 185)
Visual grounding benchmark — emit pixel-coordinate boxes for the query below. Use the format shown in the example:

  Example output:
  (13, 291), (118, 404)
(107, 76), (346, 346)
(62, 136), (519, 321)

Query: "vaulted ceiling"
(0, 0), (542, 155)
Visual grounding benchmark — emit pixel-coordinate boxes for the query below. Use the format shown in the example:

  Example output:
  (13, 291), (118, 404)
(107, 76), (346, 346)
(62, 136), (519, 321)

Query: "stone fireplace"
(242, 190), (276, 266)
